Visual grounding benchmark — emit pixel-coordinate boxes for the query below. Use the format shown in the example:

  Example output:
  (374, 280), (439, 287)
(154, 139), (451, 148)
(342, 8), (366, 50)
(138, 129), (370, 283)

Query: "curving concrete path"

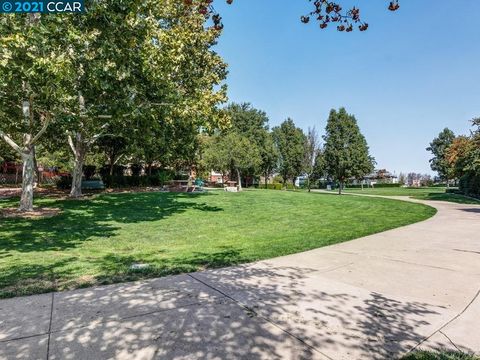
(1, 196), (479, 359)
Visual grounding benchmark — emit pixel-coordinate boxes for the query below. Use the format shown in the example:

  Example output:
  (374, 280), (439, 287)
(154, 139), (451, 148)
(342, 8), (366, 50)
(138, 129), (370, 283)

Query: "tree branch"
(30, 113), (51, 145)
(0, 129), (23, 154)
(67, 132), (76, 155)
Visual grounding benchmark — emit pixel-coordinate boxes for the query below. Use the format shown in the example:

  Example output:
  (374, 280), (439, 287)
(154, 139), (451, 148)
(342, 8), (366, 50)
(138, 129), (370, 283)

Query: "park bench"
(81, 180), (105, 190)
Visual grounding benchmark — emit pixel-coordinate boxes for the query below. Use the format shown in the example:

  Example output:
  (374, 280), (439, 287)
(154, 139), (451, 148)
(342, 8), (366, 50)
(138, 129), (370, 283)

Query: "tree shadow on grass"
(0, 192), (222, 255)
(0, 192), (224, 297)
(84, 247), (249, 288)
(0, 258), (79, 298)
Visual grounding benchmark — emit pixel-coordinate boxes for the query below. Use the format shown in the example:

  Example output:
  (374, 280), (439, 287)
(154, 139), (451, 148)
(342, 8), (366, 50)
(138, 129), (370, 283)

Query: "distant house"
(352, 169), (398, 186)
(209, 171), (224, 185)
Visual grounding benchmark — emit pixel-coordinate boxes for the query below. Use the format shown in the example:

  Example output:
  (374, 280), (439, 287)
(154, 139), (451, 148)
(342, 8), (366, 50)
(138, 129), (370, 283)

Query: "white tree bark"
(236, 168), (242, 192)
(0, 130), (41, 212)
(68, 132), (86, 198)
(19, 143), (35, 211)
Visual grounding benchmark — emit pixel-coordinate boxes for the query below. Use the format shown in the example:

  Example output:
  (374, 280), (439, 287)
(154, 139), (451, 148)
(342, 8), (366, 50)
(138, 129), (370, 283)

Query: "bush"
(459, 172), (480, 197)
(100, 173), (174, 189)
(130, 164), (142, 177)
(56, 175), (72, 189)
(99, 165), (126, 179)
(254, 183), (284, 190)
(83, 165), (96, 180)
(173, 173), (189, 181)
(446, 188), (461, 194)
(157, 170), (174, 185)
(113, 165), (126, 177)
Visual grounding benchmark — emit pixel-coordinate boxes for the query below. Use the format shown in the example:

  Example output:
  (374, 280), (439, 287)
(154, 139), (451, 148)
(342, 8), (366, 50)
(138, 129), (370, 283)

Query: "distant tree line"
(202, 104), (375, 194)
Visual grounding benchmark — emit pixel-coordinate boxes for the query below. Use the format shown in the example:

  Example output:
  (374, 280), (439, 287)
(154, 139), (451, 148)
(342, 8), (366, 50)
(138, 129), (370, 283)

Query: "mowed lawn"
(0, 190), (436, 298)
(342, 187), (480, 204)
(342, 187), (447, 196)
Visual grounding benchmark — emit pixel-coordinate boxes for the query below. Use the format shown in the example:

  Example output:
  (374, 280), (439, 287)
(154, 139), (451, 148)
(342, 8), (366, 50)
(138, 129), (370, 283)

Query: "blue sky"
(213, 0), (480, 175)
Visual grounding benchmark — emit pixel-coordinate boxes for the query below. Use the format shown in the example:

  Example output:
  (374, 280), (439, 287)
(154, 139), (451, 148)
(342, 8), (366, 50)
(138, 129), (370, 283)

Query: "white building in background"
(352, 169), (399, 186)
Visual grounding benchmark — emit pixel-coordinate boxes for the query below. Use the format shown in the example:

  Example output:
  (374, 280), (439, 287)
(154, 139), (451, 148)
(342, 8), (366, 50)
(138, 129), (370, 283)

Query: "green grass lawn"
(403, 350), (479, 360)
(0, 190), (436, 298)
(410, 192), (480, 205)
(341, 187), (480, 205)
(342, 187), (447, 196)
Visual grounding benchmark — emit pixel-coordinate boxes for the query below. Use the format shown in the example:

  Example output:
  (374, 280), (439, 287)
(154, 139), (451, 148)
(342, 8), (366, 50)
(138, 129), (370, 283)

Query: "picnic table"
(224, 181), (238, 192)
(169, 180), (196, 193)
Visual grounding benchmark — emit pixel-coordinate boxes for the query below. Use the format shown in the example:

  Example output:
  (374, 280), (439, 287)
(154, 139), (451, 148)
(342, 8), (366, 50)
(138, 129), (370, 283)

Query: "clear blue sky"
(213, 0), (480, 175)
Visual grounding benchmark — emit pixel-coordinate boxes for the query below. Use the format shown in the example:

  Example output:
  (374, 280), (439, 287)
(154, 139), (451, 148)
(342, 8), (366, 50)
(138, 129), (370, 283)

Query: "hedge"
(56, 174), (174, 190)
(254, 183), (295, 190)
(345, 183), (401, 189)
(100, 174), (172, 188)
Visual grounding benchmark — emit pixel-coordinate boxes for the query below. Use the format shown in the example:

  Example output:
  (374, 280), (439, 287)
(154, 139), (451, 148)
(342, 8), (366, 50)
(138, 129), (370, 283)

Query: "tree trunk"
(307, 175), (311, 192)
(69, 134), (86, 198)
(109, 151), (115, 176)
(338, 181), (343, 195)
(264, 172), (268, 189)
(33, 145), (41, 185)
(236, 168), (242, 191)
(446, 176), (450, 188)
(19, 146), (35, 212)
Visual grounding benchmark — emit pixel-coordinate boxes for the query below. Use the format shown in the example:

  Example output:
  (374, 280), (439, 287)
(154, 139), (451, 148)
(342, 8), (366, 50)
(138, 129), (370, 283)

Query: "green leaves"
(426, 128), (456, 181)
(323, 108), (374, 184)
(272, 118), (306, 184)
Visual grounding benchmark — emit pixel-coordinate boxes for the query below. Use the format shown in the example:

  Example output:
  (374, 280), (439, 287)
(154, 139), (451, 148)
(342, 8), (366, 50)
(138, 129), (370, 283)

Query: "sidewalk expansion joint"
(408, 288), (480, 353)
(187, 273), (333, 360)
(46, 292), (54, 360)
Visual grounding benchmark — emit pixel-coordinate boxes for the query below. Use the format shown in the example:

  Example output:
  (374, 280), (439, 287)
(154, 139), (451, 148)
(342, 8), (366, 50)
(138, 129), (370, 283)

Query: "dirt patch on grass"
(0, 187), (69, 199)
(0, 207), (62, 219)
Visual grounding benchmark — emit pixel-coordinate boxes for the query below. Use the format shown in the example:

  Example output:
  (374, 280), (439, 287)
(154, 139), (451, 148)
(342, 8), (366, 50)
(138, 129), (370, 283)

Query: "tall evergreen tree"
(272, 119), (306, 187)
(259, 133), (279, 188)
(323, 108), (374, 194)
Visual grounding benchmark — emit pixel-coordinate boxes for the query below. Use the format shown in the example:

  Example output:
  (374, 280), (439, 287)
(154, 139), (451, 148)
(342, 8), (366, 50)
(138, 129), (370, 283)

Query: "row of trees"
(428, 119), (480, 196)
(201, 104), (375, 194)
(0, 1), (397, 212)
(0, 1), (228, 211)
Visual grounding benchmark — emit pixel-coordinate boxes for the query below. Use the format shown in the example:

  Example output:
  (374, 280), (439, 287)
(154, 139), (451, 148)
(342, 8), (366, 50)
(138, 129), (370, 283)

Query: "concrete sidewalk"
(1, 198), (479, 359)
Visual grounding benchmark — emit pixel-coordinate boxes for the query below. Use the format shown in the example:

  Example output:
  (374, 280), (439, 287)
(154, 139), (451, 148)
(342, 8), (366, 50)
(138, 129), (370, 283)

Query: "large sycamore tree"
(323, 108), (374, 194)
(0, 14), (75, 211)
(63, 0), (228, 197)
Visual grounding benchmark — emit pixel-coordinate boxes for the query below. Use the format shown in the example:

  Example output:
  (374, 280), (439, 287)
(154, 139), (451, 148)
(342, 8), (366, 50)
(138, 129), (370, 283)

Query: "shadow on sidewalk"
(11, 261), (454, 359)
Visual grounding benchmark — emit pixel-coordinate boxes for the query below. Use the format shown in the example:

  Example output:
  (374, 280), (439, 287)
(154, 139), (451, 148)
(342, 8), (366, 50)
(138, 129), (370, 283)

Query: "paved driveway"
(1, 197), (479, 359)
